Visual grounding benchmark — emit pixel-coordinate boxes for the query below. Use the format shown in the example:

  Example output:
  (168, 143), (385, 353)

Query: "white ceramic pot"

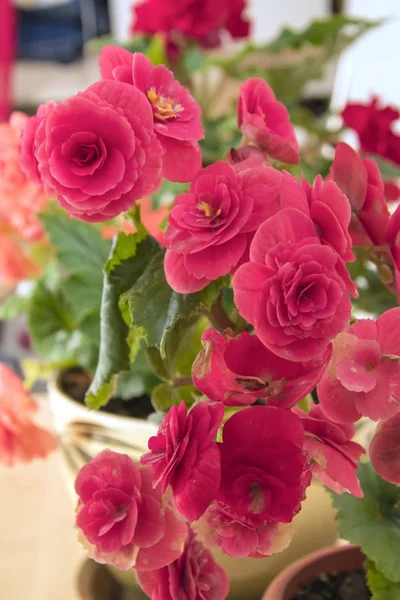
(48, 371), (156, 454)
(49, 371), (338, 600)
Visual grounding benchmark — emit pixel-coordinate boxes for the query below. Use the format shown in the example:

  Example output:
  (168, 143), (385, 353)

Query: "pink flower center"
(147, 88), (184, 121)
(74, 145), (100, 166)
(249, 482), (266, 514)
(196, 200), (222, 221)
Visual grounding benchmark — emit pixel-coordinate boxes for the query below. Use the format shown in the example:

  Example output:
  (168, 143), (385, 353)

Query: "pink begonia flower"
(329, 142), (390, 247)
(19, 103), (54, 185)
(137, 526), (229, 600)
(0, 112), (48, 241)
(233, 208), (352, 362)
(101, 197), (168, 243)
(0, 363), (58, 467)
(21, 81), (163, 223)
(293, 405), (365, 497)
(217, 406), (311, 523)
(99, 48), (204, 183)
(246, 166), (357, 296)
(318, 309), (400, 424)
(302, 174), (354, 263)
(75, 450), (187, 571)
(386, 205), (400, 298)
(141, 401), (224, 521)
(0, 234), (41, 285)
(342, 96), (400, 166)
(384, 180), (400, 202)
(164, 161), (282, 293)
(370, 413), (400, 484)
(196, 502), (293, 559)
(192, 329), (331, 408)
(237, 78), (299, 164)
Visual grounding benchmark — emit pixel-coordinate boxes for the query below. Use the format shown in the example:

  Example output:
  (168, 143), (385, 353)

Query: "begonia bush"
(3, 5), (400, 600)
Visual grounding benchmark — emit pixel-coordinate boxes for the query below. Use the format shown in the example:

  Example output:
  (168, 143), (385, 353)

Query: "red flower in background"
(318, 310), (400, 424)
(99, 48), (204, 182)
(0, 112), (48, 242)
(192, 329), (331, 408)
(164, 161), (280, 293)
(20, 103), (54, 186)
(237, 78), (299, 164)
(386, 205), (400, 299)
(21, 81), (163, 223)
(0, 363), (58, 466)
(293, 405), (365, 497)
(233, 209), (352, 362)
(0, 234), (41, 286)
(132, 0), (249, 53)
(217, 407), (311, 523)
(101, 197), (168, 243)
(342, 97), (400, 165)
(75, 450), (187, 571)
(141, 401), (224, 521)
(137, 526), (229, 600)
(329, 142), (390, 247)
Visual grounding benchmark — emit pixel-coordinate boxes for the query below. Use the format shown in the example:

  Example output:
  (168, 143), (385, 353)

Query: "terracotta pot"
(49, 370), (339, 600)
(262, 544), (365, 600)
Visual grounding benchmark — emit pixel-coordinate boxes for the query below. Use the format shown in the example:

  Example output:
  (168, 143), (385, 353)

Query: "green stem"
(204, 295), (235, 333)
(173, 376), (193, 388)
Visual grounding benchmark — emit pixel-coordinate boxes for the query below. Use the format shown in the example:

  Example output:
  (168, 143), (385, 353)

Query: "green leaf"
(266, 15), (381, 52)
(0, 294), (31, 320)
(28, 280), (97, 371)
(116, 344), (160, 400)
(146, 316), (208, 382)
(126, 203), (148, 242)
(145, 34), (167, 66)
(182, 47), (206, 72)
(332, 462), (400, 583)
(86, 233), (160, 409)
(39, 209), (110, 320)
(146, 346), (172, 382)
(87, 34), (149, 55)
(40, 208), (111, 281)
(123, 250), (228, 357)
(151, 383), (197, 412)
(151, 179), (188, 209)
(366, 560), (400, 600)
(151, 383), (181, 412)
(22, 357), (78, 389)
(207, 17), (379, 105)
(366, 156), (400, 181)
(62, 274), (103, 321)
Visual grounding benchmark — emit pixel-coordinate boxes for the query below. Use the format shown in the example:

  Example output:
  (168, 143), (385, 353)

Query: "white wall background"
(332, 0), (400, 109)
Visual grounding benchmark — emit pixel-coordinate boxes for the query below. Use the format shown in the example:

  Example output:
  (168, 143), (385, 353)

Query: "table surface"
(0, 395), (85, 600)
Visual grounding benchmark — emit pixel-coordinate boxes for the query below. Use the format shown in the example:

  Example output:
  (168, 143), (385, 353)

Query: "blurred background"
(4, 0), (400, 112)
(1, 1), (400, 599)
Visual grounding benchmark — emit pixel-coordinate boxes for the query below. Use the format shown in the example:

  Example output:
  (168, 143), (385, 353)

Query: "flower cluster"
(20, 46), (204, 223)
(0, 113), (49, 286)
(14, 20), (400, 600)
(132, 0), (250, 58)
(0, 364), (58, 466)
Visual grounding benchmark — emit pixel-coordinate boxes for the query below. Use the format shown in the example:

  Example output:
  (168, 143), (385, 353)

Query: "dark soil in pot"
(60, 367), (155, 420)
(292, 569), (370, 599)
